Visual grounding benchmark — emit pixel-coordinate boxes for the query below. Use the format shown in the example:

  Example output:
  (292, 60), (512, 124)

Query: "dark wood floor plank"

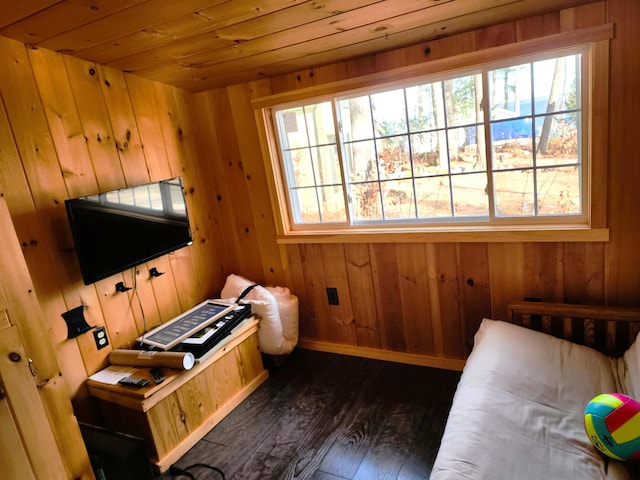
(260, 355), (385, 479)
(160, 349), (460, 480)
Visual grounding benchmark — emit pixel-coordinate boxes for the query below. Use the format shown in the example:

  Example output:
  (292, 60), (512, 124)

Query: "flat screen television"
(65, 177), (193, 285)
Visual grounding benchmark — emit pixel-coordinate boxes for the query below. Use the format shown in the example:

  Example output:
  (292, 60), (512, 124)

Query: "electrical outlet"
(93, 326), (109, 350)
(326, 287), (339, 305)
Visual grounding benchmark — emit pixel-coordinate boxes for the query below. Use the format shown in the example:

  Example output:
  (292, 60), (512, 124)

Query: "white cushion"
(221, 274), (297, 355)
(431, 319), (630, 480)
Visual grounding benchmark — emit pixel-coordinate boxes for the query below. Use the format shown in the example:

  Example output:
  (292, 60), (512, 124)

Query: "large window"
(262, 38), (606, 239)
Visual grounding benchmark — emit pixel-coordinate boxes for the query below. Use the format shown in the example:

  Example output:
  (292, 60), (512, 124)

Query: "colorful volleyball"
(584, 393), (640, 461)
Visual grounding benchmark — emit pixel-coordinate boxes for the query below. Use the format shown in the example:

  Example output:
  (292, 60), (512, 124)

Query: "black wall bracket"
(149, 267), (165, 278)
(62, 305), (93, 339)
(115, 281), (132, 293)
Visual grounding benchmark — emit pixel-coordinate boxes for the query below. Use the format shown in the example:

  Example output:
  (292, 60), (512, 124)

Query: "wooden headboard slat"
(506, 301), (640, 356)
(507, 301), (640, 322)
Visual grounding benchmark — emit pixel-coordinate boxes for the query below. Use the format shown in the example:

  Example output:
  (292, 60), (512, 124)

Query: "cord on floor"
(168, 463), (225, 480)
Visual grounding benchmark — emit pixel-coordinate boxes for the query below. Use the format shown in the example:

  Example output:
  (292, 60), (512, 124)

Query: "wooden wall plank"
(227, 83), (285, 286)
(475, 21), (517, 49)
(64, 55), (125, 192)
(523, 243), (564, 301)
(604, 0), (640, 306)
(284, 244), (313, 340)
(27, 47), (98, 198)
(457, 243), (492, 353)
(370, 243), (407, 351)
(425, 243), (445, 357)
(396, 244), (435, 356)
(149, 81), (202, 311)
(559, 0), (606, 29)
(562, 242), (605, 304)
(321, 244), (357, 345)
(125, 74), (173, 179)
(344, 244), (381, 349)
(98, 66), (149, 185)
(433, 244), (465, 359)
(516, 12), (561, 40)
(488, 243), (526, 321)
(192, 89), (242, 281)
(125, 74), (183, 324)
(97, 65), (166, 337)
(172, 86), (230, 300)
(196, 88), (263, 284)
(299, 243), (332, 342)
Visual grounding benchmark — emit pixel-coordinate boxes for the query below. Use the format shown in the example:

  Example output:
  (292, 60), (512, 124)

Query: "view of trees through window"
(274, 51), (582, 227)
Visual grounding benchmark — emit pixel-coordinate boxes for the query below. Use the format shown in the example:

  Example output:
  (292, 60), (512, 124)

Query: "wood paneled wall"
(194, 0), (640, 369)
(0, 2), (639, 467)
(0, 35), (232, 425)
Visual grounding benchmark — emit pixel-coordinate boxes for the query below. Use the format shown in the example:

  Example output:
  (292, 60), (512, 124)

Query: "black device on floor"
(79, 423), (154, 480)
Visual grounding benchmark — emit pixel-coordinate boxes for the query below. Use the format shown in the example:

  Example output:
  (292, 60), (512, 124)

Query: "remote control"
(118, 376), (150, 388)
(149, 368), (166, 384)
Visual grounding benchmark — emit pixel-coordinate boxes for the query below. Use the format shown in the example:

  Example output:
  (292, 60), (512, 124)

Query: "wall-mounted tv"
(65, 177), (193, 285)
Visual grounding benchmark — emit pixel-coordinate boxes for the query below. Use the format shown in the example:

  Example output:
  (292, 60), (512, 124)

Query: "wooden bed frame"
(507, 301), (640, 357)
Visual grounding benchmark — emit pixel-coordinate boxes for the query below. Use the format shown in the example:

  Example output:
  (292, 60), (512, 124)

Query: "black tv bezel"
(65, 177), (193, 285)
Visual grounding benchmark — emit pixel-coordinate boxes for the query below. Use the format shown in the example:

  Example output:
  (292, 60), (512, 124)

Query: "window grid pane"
(338, 74), (487, 224)
(272, 49), (584, 228)
(276, 102), (346, 224)
(488, 53), (582, 218)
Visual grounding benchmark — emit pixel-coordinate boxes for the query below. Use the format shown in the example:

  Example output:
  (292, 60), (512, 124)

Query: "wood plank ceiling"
(1, 0), (596, 93)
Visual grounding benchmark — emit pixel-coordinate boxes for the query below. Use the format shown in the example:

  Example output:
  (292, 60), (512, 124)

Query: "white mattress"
(431, 319), (634, 480)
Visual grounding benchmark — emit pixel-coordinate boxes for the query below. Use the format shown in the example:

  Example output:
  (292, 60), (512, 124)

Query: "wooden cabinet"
(88, 319), (268, 473)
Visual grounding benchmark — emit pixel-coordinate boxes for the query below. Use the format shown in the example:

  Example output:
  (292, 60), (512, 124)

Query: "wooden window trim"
(254, 24), (612, 244)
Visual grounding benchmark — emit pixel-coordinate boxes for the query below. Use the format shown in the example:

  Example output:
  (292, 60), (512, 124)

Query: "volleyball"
(584, 393), (640, 461)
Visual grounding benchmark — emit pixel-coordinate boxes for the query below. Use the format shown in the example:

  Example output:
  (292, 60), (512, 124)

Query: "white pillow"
(265, 286), (299, 352)
(221, 274), (296, 355)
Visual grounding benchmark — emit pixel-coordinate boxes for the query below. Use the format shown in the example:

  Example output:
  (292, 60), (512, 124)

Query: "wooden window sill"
(276, 227), (609, 244)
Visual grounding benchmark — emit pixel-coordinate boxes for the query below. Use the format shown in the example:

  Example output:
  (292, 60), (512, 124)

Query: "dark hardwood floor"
(159, 349), (461, 480)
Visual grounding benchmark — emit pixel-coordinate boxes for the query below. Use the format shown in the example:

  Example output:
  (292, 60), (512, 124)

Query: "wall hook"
(149, 267), (165, 278)
(115, 281), (132, 293)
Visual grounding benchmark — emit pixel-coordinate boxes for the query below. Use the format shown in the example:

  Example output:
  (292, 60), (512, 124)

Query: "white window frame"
(253, 25), (612, 244)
